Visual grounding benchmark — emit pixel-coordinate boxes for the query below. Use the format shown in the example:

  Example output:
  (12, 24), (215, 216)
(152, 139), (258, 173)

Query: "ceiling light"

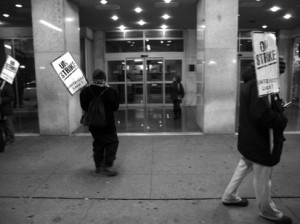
(283, 14), (292, 19)
(4, 44), (11, 49)
(137, 20), (146, 26)
(3, 14), (9, 18)
(161, 24), (168, 30)
(162, 14), (170, 20)
(164, 0), (172, 3)
(100, 0), (107, 4)
(112, 15), (118, 21)
(15, 4), (23, 8)
(147, 45), (151, 51)
(119, 25), (126, 31)
(135, 7), (142, 13)
(270, 6), (281, 12)
(262, 25), (267, 29)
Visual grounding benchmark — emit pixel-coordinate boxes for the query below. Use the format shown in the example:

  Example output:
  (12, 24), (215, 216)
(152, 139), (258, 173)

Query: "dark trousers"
(0, 120), (6, 152)
(90, 131), (119, 168)
(173, 100), (182, 118)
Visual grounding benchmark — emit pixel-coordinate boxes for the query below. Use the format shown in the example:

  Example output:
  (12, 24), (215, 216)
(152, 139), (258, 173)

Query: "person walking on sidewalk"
(170, 75), (184, 119)
(80, 69), (120, 176)
(222, 60), (292, 224)
(1, 81), (15, 145)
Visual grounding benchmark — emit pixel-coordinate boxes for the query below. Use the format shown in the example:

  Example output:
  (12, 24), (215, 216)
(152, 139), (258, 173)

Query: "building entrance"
(107, 57), (182, 107)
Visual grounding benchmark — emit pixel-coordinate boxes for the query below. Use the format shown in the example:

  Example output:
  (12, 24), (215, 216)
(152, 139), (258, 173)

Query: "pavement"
(0, 134), (299, 224)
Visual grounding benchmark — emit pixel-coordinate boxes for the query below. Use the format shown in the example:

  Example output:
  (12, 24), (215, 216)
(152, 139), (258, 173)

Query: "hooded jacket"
(237, 66), (287, 166)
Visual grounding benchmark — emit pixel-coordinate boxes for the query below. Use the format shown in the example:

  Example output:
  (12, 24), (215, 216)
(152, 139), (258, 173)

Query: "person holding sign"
(221, 59), (292, 224)
(80, 69), (120, 176)
(0, 81), (15, 145)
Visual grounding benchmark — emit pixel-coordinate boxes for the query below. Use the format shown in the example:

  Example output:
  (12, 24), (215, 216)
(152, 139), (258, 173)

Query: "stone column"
(93, 31), (105, 72)
(31, 0), (81, 135)
(196, 0), (239, 133)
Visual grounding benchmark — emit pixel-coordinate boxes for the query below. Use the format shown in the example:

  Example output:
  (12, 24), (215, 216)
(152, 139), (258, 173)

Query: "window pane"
(145, 30), (183, 38)
(106, 40), (144, 52)
(239, 39), (253, 52)
(127, 83), (143, 104)
(165, 83), (172, 103)
(147, 83), (163, 104)
(13, 39), (36, 109)
(126, 59), (144, 81)
(146, 39), (183, 52)
(165, 60), (182, 81)
(147, 59), (163, 81)
(109, 84), (125, 104)
(106, 31), (143, 39)
(107, 61), (125, 82)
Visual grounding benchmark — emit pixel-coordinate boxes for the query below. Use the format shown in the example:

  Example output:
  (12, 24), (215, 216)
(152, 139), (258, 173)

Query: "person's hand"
(279, 57), (286, 74)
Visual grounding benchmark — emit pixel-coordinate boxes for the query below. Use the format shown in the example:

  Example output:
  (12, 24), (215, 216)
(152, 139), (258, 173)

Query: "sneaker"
(103, 166), (118, 177)
(262, 215), (292, 224)
(222, 198), (249, 207)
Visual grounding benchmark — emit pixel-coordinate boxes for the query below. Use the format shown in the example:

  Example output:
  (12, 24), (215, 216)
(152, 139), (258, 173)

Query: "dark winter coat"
(237, 67), (287, 166)
(170, 81), (185, 101)
(0, 83), (15, 117)
(80, 85), (119, 134)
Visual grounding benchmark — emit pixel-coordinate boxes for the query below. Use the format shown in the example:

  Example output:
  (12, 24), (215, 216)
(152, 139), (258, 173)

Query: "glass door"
(125, 57), (163, 107)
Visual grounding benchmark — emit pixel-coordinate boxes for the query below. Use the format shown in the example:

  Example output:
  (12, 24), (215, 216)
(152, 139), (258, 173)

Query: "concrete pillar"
(93, 31), (105, 72)
(31, 0), (81, 135)
(196, 0), (239, 133)
(277, 30), (293, 102)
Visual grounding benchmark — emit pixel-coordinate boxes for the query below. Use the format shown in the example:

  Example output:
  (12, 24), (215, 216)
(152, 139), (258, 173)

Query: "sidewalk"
(0, 134), (299, 224)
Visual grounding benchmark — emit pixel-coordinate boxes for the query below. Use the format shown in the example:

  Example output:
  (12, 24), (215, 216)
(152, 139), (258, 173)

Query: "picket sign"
(51, 52), (88, 95)
(252, 32), (280, 154)
(0, 55), (20, 90)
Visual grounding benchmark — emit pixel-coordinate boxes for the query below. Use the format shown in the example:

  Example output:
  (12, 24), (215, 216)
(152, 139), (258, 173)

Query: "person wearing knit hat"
(80, 69), (120, 176)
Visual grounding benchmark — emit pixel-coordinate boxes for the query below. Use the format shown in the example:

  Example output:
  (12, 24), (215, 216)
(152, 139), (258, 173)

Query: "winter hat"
(93, 69), (106, 81)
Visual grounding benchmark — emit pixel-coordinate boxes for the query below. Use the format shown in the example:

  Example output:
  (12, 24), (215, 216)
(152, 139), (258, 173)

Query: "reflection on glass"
(239, 39), (253, 52)
(126, 60), (143, 82)
(165, 83), (172, 104)
(291, 40), (300, 106)
(146, 60), (162, 81)
(106, 40), (144, 53)
(127, 83), (143, 104)
(165, 60), (182, 81)
(147, 83), (162, 104)
(108, 61), (124, 82)
(109, 84), (125, 104)
(145, 39), (183, 52)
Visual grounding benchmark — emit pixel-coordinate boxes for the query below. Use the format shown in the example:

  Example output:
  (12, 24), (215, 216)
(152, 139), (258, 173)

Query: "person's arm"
(79, 88), (89, 111)
(249, 86), (287, 130)
(111, 88), (120, 111)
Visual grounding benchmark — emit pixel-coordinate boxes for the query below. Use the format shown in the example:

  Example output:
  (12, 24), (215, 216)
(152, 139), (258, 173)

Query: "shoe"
(262, 215), (292, 224)
(222, 198), (249, 207)
(103, 166), (118, 177)
(95, 167), (101, 173)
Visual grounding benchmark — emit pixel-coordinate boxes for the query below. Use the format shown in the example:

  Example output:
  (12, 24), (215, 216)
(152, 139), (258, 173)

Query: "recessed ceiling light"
(137, 20), (146, 26)
(164, 0), (171, 3)
(270, 6), (281, 12)
(112, 15), (118, 21)
(135, 7), (142, 13)
(283, 14), (292, 19)
(119, 25), (126, 31)
(3, 14), (10, 18)
(161, 24), (168, 30)
(15, 4), (23, 8)
(162, 14), (170, 20)
(4, 44), (11, 49)
(100, 0), (107, 4)
(262, 25), (267, 29)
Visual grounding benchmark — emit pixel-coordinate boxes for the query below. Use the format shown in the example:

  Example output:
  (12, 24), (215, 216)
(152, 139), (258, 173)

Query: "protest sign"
(51, 52), (87, 95)
(0, 55), (20, 85)
(252, 32), (279, 97)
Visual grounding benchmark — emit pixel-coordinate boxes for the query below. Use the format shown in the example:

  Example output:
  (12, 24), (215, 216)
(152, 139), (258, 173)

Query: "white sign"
(252, 32), (279, 97)
(51, 52), (87, 95)
(0, 55), (20, 84)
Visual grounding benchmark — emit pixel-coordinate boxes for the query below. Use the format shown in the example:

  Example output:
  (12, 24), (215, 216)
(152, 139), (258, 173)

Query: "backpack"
(81, 87), (109, 127)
